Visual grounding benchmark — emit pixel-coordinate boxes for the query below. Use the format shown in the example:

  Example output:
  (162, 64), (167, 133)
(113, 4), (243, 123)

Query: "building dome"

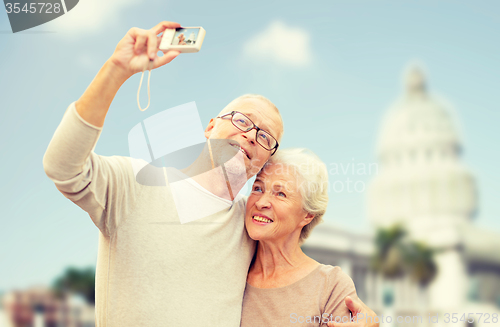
(377, 67), (461, 165)
(368, 65), (477, 247)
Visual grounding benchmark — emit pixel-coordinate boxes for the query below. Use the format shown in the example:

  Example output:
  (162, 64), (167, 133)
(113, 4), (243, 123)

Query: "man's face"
(204, 98), (283, 178)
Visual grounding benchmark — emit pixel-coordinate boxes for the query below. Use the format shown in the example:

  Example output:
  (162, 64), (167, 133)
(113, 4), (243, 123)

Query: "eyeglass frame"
(216, 111), (280, 156)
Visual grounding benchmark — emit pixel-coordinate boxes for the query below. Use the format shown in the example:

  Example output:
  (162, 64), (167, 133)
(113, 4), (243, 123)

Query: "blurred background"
(1, 0), (499, 326)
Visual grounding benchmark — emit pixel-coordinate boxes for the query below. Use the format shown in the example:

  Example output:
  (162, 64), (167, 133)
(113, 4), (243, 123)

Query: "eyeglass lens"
(231, 112), (276, 150)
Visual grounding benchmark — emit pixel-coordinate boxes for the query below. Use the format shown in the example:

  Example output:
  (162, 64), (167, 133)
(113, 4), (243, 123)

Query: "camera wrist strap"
(137, 60), (154, 111)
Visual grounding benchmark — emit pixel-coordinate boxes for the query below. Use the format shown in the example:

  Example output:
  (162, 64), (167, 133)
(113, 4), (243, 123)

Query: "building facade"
(303, 66), (500, 327)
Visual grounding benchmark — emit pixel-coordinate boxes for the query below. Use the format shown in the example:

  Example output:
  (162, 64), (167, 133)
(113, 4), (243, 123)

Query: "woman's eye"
(252, 186), (263, 192)
(277, 192), (286, 198)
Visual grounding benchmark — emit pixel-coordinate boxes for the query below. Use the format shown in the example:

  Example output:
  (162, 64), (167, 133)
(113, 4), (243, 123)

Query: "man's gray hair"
(265, 148), (329, 244)
(219, 94), (284, 141)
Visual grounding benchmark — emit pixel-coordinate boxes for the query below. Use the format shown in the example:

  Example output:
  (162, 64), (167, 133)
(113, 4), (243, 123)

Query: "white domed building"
(370, 66), (476, 312)
(303, 65), (500, 326)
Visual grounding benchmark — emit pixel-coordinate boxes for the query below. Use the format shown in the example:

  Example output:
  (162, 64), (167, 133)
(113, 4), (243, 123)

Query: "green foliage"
(52, 266), (96, 304)
(370, 224), (407, 278)
(371, 224), (437, 286)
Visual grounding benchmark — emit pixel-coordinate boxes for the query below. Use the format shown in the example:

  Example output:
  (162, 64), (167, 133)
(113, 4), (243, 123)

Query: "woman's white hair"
(264, 148), (329, 244)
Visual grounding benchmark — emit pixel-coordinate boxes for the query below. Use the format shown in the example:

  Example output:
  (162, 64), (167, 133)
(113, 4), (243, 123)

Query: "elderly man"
(43, 21), (378, 327)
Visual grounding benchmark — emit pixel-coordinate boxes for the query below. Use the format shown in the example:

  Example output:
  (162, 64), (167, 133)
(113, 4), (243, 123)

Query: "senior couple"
(43, 21), (378, 326)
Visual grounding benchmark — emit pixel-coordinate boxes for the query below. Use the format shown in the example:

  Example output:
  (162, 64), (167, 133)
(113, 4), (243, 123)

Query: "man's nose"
(242, 128), (257, 145)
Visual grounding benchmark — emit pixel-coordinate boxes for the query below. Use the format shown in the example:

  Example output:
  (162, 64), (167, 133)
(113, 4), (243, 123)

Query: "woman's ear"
(204, 118), (215, 139)
(300, 213), (315, 228)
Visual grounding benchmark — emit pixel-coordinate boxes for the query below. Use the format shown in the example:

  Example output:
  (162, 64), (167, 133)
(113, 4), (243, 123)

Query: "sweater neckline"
(166, 167), (244, 204)
(245, 264), (323, 290)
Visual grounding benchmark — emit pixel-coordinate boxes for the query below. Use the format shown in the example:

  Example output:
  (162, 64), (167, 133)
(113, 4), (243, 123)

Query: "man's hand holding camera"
(75, 21), (182, 127)
(108, 21), (182, 80)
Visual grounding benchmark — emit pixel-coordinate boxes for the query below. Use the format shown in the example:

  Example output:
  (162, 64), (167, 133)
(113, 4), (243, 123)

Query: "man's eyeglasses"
(217, 111), (279, 155)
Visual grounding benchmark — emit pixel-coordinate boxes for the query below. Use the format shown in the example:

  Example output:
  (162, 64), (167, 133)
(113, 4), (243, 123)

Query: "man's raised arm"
(42, 21), (181, 235)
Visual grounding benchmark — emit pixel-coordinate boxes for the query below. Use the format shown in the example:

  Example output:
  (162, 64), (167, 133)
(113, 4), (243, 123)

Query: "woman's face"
(245, 163), (314, 243)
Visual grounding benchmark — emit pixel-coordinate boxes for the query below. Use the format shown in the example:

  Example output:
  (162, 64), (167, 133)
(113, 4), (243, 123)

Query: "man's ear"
(204, 118), (215, 139)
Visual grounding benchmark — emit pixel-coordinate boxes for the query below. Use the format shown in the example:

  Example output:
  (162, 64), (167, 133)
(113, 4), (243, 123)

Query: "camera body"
(159, 27), (206, 53)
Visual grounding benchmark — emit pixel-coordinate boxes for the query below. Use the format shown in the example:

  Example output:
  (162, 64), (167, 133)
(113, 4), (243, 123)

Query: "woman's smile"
(251, 213), (274, 224)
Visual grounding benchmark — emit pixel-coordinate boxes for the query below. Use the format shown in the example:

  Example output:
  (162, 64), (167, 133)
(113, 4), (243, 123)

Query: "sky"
(0, 0), (499, 292)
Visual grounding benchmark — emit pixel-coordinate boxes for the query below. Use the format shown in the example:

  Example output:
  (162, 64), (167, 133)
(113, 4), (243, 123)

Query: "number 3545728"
(5, 3), (62, 14)
(444, 313), (498, 324)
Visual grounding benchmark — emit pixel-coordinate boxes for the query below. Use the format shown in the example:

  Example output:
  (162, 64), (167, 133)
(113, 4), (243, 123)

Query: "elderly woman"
(241, 148), (357, 327)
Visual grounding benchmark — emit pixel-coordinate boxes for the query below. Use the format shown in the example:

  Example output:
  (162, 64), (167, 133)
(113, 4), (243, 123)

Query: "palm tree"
(402, 241), (437, 286)
(371, 223), (436, 286)
(371, 224), (407, 278)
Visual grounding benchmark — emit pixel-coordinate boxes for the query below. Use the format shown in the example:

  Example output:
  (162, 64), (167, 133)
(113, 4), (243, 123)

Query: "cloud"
(242, 21), (313, 67)
(47, 0), (136, 35)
